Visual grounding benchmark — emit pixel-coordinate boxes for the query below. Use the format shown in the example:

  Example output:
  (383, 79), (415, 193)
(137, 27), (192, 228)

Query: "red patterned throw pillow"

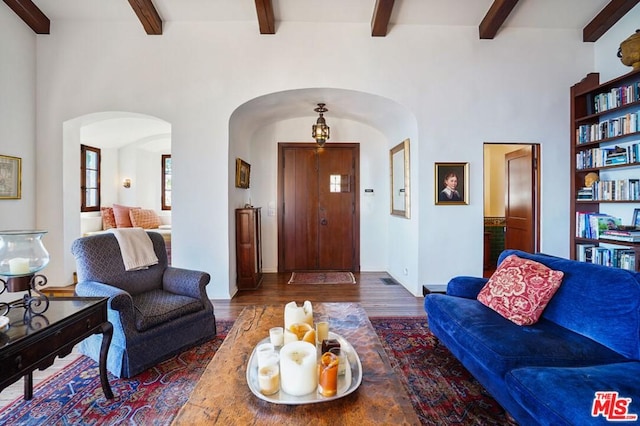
(101, 207), (117, 230)
(477, 254), (564, 326)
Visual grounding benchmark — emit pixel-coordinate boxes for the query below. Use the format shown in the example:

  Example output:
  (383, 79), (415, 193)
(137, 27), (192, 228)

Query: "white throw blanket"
(110, 228), (159, 271)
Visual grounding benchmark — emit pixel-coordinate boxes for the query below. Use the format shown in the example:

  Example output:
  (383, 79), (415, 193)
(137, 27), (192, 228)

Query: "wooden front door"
(504, 145), (539, 253)
(278, 143), (360, 272)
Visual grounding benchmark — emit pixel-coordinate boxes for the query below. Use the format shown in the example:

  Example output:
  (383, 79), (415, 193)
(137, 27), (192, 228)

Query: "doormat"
(288, 271), (356, 285)
(381, 277), (399, 285)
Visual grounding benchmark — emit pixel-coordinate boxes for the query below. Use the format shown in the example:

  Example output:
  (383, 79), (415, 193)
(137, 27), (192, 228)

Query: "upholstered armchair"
(71, 231), (216, 378)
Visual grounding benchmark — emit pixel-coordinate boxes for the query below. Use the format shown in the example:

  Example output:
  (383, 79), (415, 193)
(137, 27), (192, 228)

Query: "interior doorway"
(483, 143), (540, 276)
(277, 143), (360, 272)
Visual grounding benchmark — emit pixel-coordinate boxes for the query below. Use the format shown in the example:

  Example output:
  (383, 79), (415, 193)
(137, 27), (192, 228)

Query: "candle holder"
(0, 230), (50, 320)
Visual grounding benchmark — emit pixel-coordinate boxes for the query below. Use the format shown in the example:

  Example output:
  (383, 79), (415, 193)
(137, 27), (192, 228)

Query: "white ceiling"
(32, 0), (611, 31)
(37, 0), (613, 148)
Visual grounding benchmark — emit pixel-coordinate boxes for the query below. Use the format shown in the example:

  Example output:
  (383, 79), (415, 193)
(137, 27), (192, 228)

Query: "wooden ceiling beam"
(371, 0), (395, 37)
(3, 0), (50, 34)
(583, 0), (640, 42)
(127, 0), (162, 35)
(479, 0), (519, 39)
(255, 0), (275, 34)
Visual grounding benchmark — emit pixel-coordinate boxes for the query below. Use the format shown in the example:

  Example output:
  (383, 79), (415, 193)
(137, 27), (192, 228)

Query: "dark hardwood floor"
(212, 271), (426, 321)
(0, 271), (424, 408)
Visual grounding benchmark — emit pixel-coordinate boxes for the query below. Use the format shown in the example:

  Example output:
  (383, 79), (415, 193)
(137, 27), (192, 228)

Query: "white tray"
(246, 331), (362, 404)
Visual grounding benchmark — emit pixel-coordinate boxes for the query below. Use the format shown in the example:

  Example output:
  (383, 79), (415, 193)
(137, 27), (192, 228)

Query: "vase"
(0, 230), (49, 292)
(618, 29), (640, 70)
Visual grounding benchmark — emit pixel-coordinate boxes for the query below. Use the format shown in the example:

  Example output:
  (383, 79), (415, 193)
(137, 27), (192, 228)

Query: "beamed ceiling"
(3, 0), (639, 41)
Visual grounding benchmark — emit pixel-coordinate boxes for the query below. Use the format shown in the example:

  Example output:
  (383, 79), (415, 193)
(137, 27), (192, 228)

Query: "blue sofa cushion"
(132, 289), (203, 331)
(499, 250), (640, 360)
(426, 294), (629, 376)
(506, 362), (640, 426)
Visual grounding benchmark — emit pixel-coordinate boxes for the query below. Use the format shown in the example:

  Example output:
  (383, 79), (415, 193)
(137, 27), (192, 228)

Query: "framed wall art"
(0, 155), (22, 199)
(435, 162), (468, 205)
(390, 139), (410, 218)
(235, 158), (251, 189)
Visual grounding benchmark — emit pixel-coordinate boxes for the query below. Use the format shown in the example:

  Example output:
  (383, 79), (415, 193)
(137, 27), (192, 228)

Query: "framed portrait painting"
(435, 162), (468, 205)
(0, 155), (21, 200)
(235, 158), (251, 189)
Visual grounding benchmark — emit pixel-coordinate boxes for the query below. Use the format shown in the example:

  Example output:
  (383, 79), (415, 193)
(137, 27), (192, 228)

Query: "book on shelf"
(601, 229), (640, 242)
(576, 243), (596, 262)
(575, 212), (622, 239)
(577, 187), (593, 200)
(589, 214), (622, 239)
(591, 178), (640, 201)
(584, 246), (636, 270)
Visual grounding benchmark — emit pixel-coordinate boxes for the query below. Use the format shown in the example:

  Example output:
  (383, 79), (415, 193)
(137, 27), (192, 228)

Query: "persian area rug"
(287, 271), (356, 285)
(0, 318), (516, 425)
(0, 320), (234, 426)
(371, 317), (516, 426)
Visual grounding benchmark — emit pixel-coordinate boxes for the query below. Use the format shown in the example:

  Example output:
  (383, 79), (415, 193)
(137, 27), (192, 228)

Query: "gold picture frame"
(235, 158), (251, 189)
(390, 139), (410, 218)
(0, 155), (22, 199)
(435, 162), (469, 205)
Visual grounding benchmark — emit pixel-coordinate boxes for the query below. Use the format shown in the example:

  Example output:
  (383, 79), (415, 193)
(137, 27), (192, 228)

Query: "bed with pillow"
(424, 249), (640, 425)
(84, 204), (172, 264)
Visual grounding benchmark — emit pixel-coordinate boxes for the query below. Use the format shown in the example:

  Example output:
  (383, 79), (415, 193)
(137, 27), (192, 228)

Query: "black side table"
(0, 297), (113, 400)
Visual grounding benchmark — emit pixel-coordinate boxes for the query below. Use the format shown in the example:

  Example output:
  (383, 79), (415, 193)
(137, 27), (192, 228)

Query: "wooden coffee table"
(173, 302), (420, 424)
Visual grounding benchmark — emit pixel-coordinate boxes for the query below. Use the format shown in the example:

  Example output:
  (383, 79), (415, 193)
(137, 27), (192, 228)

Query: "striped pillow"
(129, 208), (161, 229)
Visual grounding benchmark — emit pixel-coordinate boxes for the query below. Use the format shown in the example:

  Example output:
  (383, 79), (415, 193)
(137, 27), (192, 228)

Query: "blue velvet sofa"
(424, 249), (640, 425)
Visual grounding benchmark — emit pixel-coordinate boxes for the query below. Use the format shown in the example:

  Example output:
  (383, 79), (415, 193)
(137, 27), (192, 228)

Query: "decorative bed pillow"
(477, 254), (564, 326)
(112, 204), (141, 228)
(101, 207), (117, 230)
(129, 208), (161, 229)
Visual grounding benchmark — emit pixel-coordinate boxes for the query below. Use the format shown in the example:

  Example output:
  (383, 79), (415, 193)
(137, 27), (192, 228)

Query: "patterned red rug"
(287, 271), (356, 284)
(0, 317), (515, 425)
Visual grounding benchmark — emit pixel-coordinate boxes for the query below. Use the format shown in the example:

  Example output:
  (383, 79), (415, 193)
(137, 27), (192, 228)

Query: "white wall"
(0, 7), (37, 303)
(0, 8), (36, 229)
(0, 9), (635, 298)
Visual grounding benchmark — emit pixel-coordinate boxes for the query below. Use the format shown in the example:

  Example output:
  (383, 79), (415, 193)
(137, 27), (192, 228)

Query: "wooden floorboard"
(213, 272), (425, 320)
(0, 271), (424, 408)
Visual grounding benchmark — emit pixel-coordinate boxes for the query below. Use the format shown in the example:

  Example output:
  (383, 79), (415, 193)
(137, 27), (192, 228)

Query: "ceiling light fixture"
(312, 103), (330, 147)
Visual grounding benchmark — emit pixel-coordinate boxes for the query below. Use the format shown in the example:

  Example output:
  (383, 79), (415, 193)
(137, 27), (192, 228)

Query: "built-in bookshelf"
(570, 69), (640, 272)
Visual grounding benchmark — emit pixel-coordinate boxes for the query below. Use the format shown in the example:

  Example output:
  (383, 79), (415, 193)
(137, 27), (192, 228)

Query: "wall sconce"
(123, 178), (131, 188)
(312, 103), (330, 147)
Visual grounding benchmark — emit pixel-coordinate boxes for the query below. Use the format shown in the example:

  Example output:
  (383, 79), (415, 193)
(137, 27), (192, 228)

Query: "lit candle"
(269, 327), (284, 347)
(258, 365), (280, 396)
(256, 343), (277, 369)
(284, 301), (313, 330)
(8, 258), (30, 275)
(316, 321), (329, 345)
(279, 341), (317, 396)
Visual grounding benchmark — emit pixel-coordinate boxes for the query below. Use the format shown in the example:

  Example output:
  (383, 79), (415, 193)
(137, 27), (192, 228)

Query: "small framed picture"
(633, 208), (640, 228)
(435, 162), (469, 205)
(0, 155), (22, 200)
(235, 158), (251, 189)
